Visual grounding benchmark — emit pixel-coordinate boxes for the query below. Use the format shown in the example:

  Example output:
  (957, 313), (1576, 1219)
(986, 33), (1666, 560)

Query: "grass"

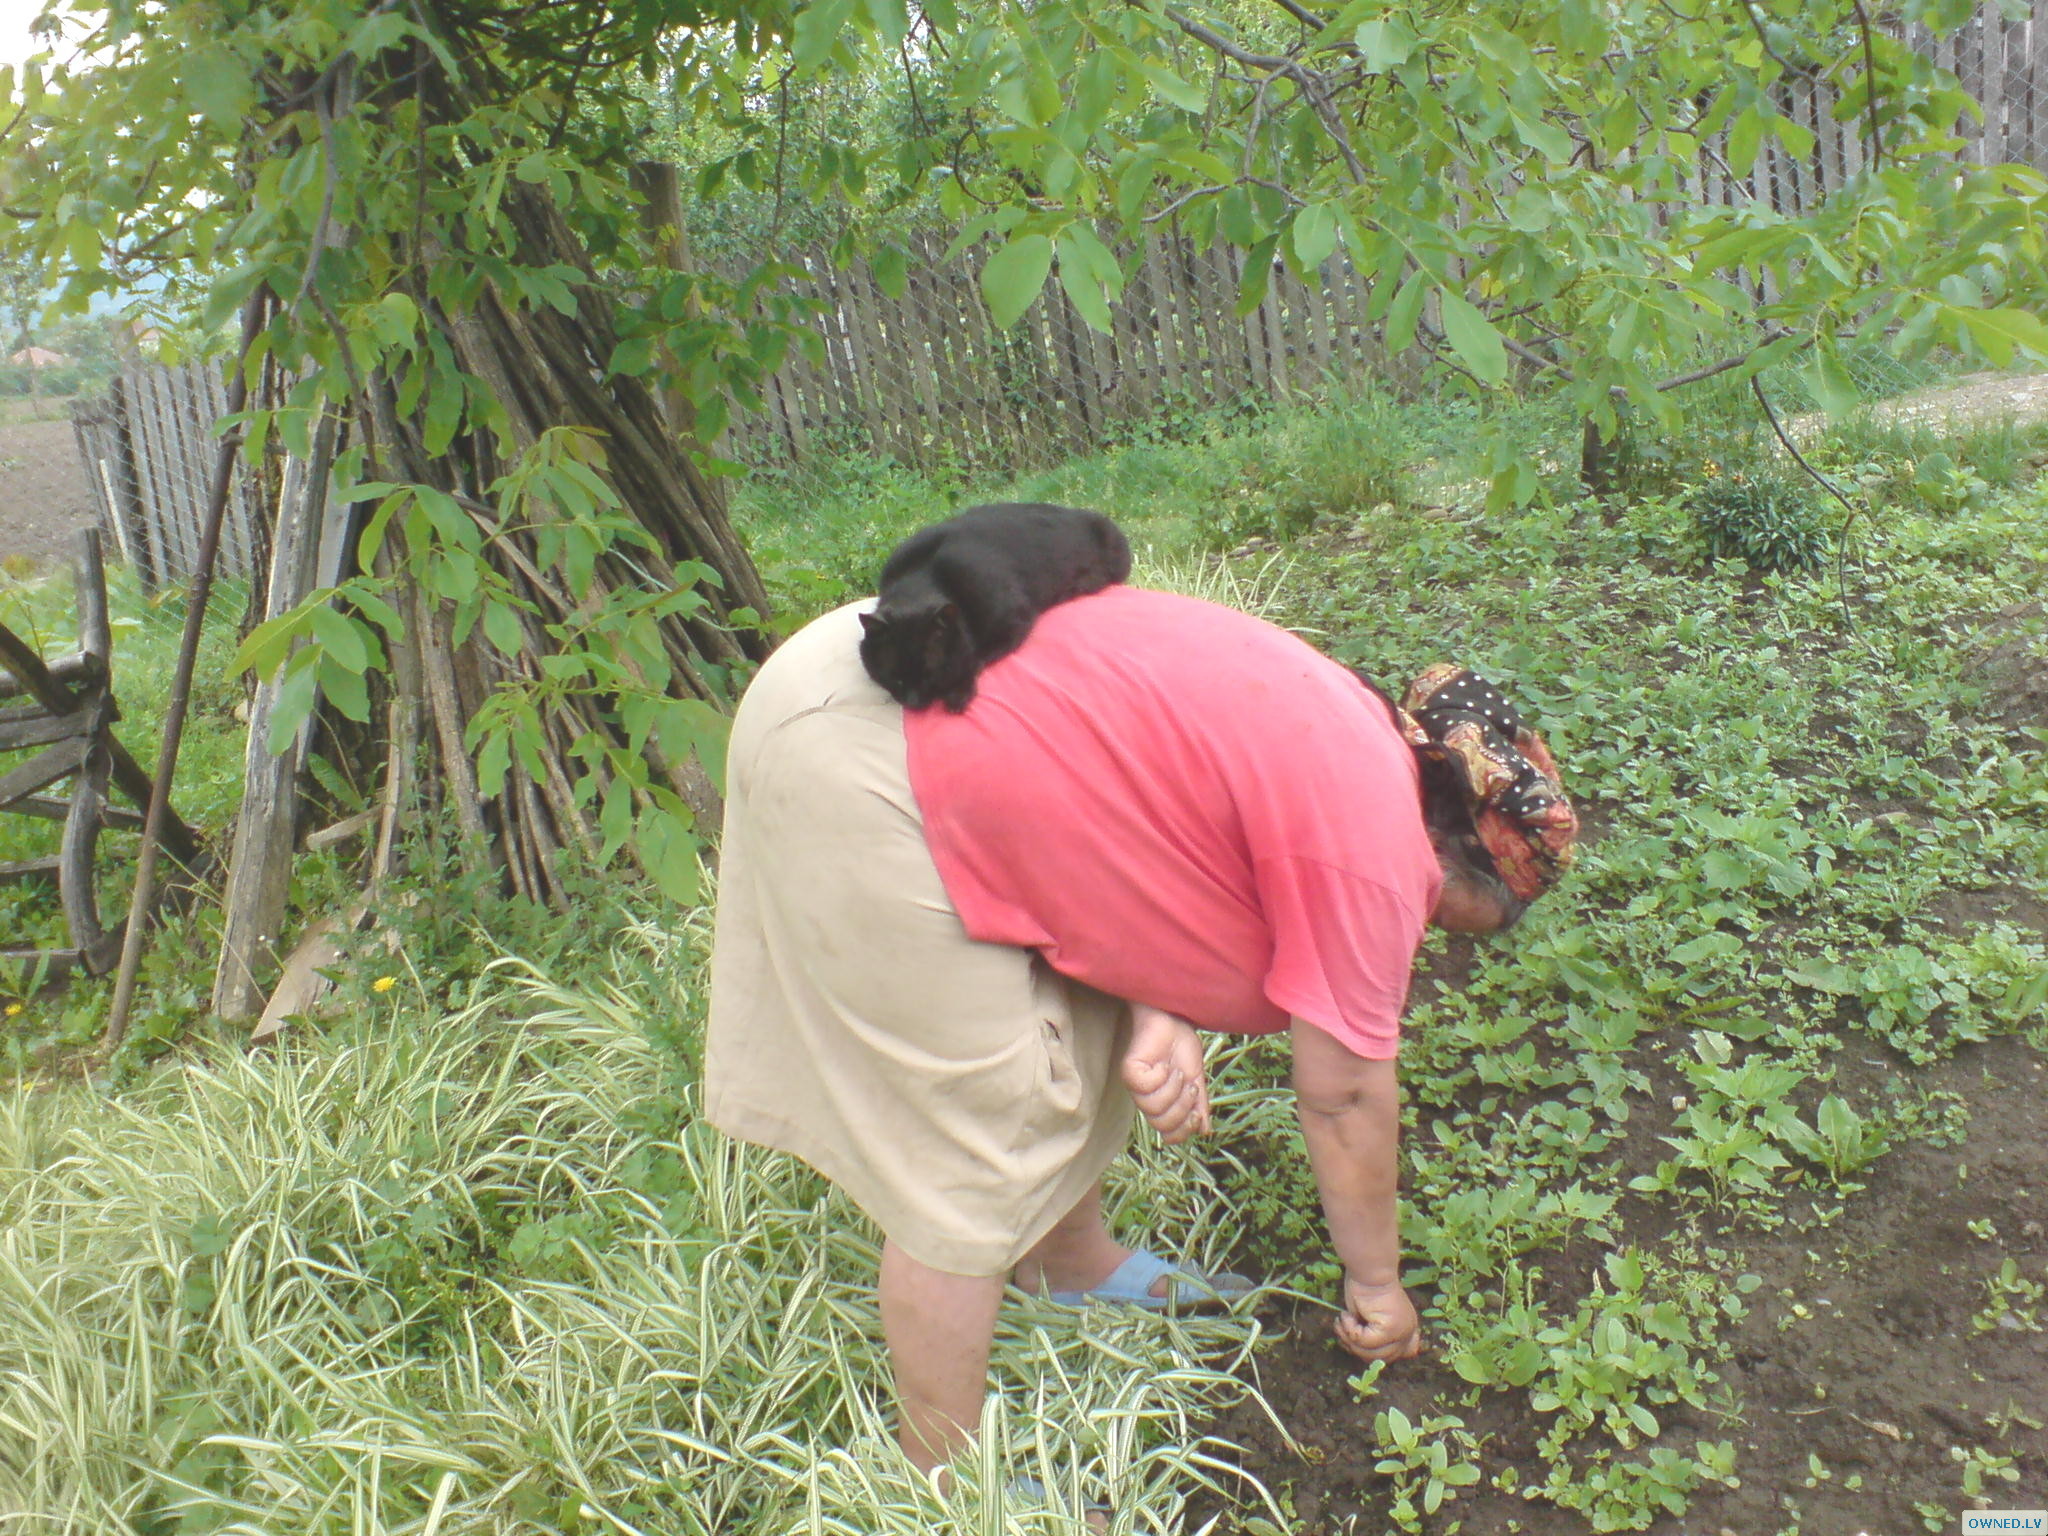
(0, 392), (93, 426)
(0, 556), (1305, 1536)
(3, 360), (2045, 1531)
(0, 563), (249, 1063)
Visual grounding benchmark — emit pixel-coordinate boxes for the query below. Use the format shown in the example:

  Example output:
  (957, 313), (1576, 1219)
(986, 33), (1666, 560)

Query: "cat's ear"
(934, 601), (961, 629)
(858, 611), (885, 636)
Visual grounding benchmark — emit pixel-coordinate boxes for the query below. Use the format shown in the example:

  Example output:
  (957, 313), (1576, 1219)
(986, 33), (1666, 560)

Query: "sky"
(0, 0), (70, 72)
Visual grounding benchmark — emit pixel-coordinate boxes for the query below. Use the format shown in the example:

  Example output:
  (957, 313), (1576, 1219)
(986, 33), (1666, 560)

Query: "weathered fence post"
(211, 413), (341, 1022)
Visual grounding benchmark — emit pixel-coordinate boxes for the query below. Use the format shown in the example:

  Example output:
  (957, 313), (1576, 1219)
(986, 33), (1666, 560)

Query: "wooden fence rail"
(72, 362), (265, 592)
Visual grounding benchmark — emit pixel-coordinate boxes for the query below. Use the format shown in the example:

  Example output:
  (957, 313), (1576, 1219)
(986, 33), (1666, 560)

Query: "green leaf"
(1958, 305), (2048, 367)
(423, 378), (464, 457)
(266, 660), (320, 755)
(872, 243), (908, 301)
(1056, 226), (1118, 333)
(1355, 18), (1418, 72)
(791, 0), (855, 74)
(1438, 291), (1508, 386)
(1218, 186), (1262, 246)
(1384, 269), (1427, 354)
(1670, 932), (1741, 968)
(1605, 1251), (1646, 1291)
(1728, 106), (1765, 177)
(861, 0), (909, 48)
(482, 600), (524, 656)
(475, 731), (511, 798)
(981, 234), (1053, 329)
(1513, 112), (1574, 163)
(1701, 849), (1750, 890)
(1291, 203), (1339, 270)
(309, 606), (368, 673)
(233, 604), (313, 681)
(321, 656), (371, 723)
(1235, 234), (1278, 317)
(1785, 961), (1855, 994)
(181, 43), (256, 125)
(1114, 152), (1160, 225)
(1139, 61), (1207, 113)
(1771, 112), (1816, 159)
(1806, 346), (1860, 416)
(637, 806), (702, 906)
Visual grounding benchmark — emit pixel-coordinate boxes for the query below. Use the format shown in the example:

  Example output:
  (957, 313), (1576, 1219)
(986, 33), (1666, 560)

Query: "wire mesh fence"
(71, 363), (266, 593)
(1698, 8), (2047, 213)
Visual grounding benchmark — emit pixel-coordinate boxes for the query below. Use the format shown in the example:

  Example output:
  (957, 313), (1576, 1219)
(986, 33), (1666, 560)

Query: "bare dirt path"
(1844, 369), (2048, 431)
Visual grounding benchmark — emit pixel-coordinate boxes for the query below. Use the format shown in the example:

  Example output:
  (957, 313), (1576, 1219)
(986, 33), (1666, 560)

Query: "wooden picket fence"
(727, 230), (1405, 472)
(722, 6), (2048, 472)
(67, 8), (2048, 515)
(71, 363), (266, 592)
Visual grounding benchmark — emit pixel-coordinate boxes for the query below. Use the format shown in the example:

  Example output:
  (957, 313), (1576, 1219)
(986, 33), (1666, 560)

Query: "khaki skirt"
(704, 602), (1134, 1276)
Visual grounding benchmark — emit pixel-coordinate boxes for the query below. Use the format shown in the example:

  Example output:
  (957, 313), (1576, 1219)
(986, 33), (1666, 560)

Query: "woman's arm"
(1289, 1016), (1422, 1361)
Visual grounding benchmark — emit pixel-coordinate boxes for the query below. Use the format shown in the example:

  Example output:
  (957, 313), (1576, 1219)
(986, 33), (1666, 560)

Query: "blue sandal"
(1009, 1474), (1110, 1517)
(1042, 1248), (1257, 1310)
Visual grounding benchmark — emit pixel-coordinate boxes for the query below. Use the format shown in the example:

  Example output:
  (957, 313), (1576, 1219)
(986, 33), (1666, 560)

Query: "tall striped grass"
(0, 548), (1306, 1533)
(1, 925), (1292, 1535)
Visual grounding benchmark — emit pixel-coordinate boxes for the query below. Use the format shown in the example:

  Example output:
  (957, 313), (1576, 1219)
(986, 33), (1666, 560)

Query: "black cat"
(858, 502), (1132, 712)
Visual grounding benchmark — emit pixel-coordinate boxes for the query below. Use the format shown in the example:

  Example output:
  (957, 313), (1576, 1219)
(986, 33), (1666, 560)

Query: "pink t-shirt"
(902, 586), (1441, 1059)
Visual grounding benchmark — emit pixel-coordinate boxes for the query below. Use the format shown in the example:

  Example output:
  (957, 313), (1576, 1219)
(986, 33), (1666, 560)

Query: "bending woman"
(705, 583), (1574, 1478)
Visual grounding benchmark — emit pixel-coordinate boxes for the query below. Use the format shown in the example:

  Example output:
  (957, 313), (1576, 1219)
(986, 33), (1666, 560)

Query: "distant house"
(8, 346), (70, 368)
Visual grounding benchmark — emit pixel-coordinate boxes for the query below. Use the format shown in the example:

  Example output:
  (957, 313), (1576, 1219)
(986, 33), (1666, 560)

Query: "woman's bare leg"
(880, 1210), (1119, 1530)
(879, 1240), (1007, 1473)
(1011, 1183), (1183, 1298)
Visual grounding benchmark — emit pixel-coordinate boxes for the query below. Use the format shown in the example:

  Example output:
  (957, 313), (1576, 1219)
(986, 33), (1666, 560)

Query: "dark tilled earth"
(1207, 1027), (2048, 1536)
(1198, 603), (2048, 1535)
(1198, 517), (2048, 1536)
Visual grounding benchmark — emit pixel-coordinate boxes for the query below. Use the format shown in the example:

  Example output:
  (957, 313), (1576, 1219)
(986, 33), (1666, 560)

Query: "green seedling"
(1951, 1442), (2021, 1501)
(1970, 1258), (2046, 1335)
(1372, 1407), (1482, 1531)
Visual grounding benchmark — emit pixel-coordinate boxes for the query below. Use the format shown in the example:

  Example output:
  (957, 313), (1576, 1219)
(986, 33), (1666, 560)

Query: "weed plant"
(0, 565), (247, 1061)
(1686, 469), (1832, 572)
(1202, 467), (2048, 1528)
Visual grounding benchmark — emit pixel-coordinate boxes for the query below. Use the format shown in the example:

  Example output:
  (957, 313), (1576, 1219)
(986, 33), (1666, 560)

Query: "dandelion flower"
(3, 1002), (20, 1017)
(372, 976), (397, 993)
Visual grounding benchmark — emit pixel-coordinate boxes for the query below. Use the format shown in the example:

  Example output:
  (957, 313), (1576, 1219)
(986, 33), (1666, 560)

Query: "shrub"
(1203, 377), (1416, 549)
(1686, 469), (1831, 572)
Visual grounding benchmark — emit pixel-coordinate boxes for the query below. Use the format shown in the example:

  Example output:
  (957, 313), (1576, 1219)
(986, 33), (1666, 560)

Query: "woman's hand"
(1121, 1004), (1211, 1143)
(1333, 1276), (1422, 1363)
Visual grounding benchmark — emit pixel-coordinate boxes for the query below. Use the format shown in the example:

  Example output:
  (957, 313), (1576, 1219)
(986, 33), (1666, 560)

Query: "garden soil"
(0, 415), (97, 569)
(1206, 1025), (2048, 1536)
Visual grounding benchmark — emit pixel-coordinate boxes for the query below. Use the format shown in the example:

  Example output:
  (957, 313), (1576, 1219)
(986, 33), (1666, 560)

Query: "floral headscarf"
(1393, 664), (1578, 902)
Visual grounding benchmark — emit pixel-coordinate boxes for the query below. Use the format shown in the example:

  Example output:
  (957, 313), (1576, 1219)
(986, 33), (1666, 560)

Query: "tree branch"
(1849, 0), (1886, 167)
(1159, 4), (1367, 184)
(1737, 0), (1798, 75)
